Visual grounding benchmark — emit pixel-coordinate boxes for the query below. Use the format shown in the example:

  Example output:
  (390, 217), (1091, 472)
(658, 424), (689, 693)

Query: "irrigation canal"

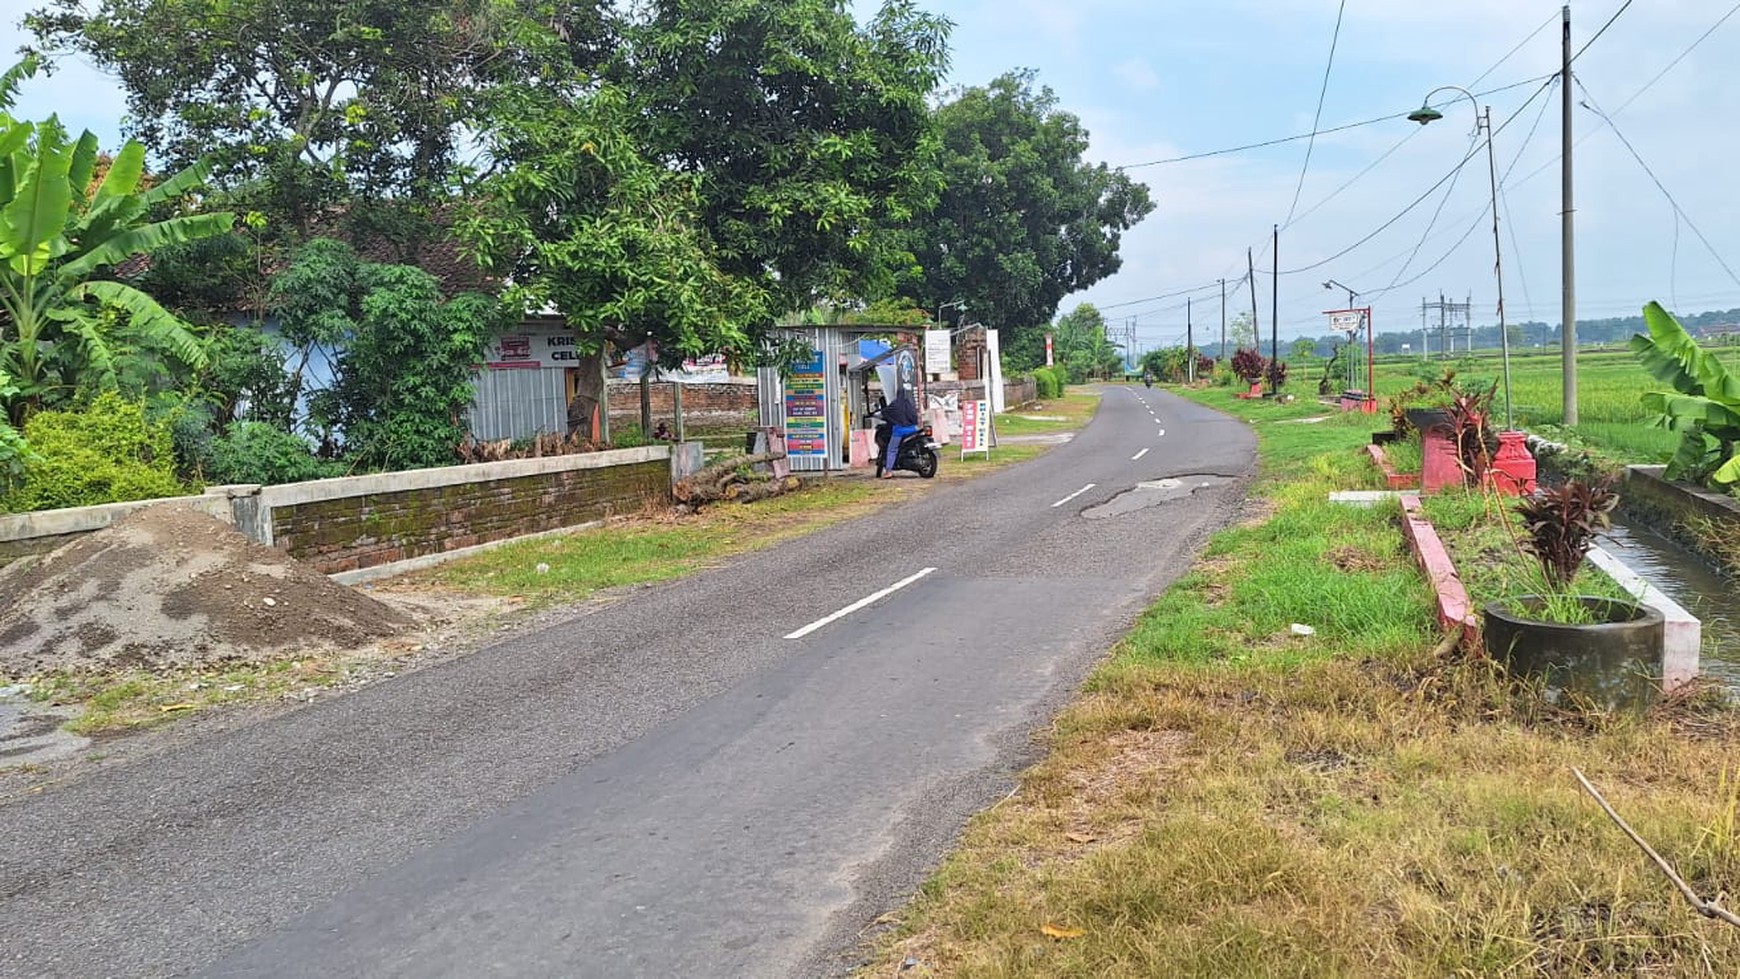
(1605, 517), (1738, 691)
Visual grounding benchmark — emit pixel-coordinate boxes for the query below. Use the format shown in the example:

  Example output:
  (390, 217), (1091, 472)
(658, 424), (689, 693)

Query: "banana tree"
(1631, 301), (1740, 487)
(0, 89), (234, 425)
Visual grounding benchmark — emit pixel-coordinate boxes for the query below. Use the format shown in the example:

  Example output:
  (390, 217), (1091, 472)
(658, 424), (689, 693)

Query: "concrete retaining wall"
(0, 445), (677, 576)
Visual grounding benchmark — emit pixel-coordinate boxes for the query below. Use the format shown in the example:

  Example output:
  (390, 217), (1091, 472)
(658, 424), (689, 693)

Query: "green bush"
(2, 393), (187, 512)
(208, 421), (338, 486)
(1032, 367), (1063, 399)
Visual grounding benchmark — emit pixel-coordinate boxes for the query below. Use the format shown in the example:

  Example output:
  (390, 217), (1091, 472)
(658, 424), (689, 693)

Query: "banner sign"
(783, 348), (829, 458)
(924, 329), (951, 375)
(484, 328), (730, 382)
(483, 327), (584, 370)
(985, 329), (1005, 415)
(960, 399), (990, 458)
(1327, 309), (1365, 335)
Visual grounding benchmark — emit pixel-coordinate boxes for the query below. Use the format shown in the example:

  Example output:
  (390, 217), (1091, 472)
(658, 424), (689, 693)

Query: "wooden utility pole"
(1219, 278), (1227, 357)
(1561, 2), (1579, 425)
(1270, 225), (1279, 393)
(1247, 249), (1259, 348)
(1186, 298), (1195, 382)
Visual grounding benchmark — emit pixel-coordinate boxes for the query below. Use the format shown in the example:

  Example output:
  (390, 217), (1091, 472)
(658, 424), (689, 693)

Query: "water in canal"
(1603, 517), (1738, 691)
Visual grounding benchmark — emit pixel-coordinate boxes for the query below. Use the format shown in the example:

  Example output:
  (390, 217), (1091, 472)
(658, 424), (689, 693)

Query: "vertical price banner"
(960, 399), (990, 459)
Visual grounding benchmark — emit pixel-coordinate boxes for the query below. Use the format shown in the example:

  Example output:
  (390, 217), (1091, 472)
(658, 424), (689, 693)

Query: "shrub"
(1, 393), (186, 512)
(1032, 367), (1063, 399)
(1230, 347), (1267, 384)
(208, 422), (337, 486)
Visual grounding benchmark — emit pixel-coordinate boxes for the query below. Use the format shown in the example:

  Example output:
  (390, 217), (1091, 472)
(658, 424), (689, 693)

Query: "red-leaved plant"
(1230, 347), (1267, 384)
(1514, 478), (1620, 590)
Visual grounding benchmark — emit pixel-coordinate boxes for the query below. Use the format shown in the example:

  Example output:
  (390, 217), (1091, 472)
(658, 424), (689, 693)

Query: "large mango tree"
(1632, 300), (1740, 488)
(0, 58), (234, 431)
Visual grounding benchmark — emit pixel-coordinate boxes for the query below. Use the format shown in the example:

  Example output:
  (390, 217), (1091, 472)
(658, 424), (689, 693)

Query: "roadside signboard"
(960, 399), (991, 459)
(924, 329), (951, 376)
(783, 348), (829, 459)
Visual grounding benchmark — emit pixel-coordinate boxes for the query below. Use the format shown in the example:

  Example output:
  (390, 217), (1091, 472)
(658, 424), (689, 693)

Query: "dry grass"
(862, 381), (1740, 978)
(873, 655), (1740, 977)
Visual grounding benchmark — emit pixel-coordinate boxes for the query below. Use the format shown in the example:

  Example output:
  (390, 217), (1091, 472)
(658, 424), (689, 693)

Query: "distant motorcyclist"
(878, 388), (920, 479)
(1142, 370), (1154, 388)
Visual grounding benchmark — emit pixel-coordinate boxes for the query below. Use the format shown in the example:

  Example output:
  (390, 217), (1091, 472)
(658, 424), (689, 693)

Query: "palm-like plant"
(1632, 301), (1740, 487)
(0, 60), (234, 426)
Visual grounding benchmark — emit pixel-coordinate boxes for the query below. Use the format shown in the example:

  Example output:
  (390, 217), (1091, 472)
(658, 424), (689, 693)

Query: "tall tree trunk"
(567, 350), (605, 440)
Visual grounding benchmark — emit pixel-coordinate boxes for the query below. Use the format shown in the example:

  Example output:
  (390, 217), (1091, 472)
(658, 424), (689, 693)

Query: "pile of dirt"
(0, 504), (412, 674)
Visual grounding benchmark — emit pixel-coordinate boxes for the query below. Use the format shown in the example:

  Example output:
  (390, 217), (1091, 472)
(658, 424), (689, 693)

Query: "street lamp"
(1322, 278), (1358, 308)
(1409, 85), (1514, 431)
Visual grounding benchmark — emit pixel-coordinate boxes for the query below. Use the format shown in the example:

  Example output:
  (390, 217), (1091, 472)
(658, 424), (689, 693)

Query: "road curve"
(0, 386), (1255, 979)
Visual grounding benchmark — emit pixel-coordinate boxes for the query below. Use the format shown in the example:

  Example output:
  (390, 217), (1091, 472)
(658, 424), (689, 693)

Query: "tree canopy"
(900, 71), (1153, 351)
(26, 0), (510, 244)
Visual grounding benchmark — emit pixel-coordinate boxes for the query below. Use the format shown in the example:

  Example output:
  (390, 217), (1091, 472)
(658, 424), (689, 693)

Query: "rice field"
(1370, 344), (1740, 463)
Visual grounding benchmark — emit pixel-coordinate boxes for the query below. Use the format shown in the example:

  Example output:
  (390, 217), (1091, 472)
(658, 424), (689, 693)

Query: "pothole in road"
(1082, 474), (1236, 519)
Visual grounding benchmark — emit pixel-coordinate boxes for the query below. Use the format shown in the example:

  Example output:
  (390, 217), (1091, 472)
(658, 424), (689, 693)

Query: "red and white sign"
(960, 399), (990, 457)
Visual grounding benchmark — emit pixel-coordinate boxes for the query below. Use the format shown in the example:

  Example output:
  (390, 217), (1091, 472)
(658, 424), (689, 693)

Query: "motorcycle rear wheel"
(915, 448), (938, 479)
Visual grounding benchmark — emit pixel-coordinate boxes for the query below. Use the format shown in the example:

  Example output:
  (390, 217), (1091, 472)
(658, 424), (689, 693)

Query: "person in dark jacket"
(879, 388), (920, 478)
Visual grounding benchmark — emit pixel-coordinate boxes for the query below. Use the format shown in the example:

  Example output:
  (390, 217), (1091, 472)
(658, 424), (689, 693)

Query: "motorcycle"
(868, 407), (940, 479)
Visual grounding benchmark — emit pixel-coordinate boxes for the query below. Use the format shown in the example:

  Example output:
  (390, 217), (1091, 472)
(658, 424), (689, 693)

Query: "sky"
(5, 0), (1739, 351)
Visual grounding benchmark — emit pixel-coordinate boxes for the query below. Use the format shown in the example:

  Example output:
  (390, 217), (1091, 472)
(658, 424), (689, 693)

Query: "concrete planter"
(1483, 596), (1666, 711)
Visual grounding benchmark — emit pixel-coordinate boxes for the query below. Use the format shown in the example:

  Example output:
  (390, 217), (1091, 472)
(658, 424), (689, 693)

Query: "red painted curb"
(1398, 494), (1479, 648)
(1364, 443), (1420, 490)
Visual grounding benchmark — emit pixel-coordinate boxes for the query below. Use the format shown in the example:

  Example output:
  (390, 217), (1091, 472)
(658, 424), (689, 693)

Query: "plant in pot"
(1230, 347), (1267, 395)
(1483, 478), (1665, 711)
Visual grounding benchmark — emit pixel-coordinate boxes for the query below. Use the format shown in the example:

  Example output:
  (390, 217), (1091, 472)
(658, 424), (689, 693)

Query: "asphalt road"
(0, 386), (1255, 979)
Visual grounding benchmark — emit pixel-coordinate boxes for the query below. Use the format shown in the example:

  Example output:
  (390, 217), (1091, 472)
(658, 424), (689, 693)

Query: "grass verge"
(862, 382), (1740, 978)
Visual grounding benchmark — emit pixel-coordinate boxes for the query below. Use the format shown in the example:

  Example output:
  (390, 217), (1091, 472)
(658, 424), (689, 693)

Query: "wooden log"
(673, 450), (788, 503)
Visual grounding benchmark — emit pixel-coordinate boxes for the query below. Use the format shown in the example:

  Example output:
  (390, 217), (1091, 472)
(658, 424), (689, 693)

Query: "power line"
(1571, 0), (1635, 64)
(1276, 76), (1557, 276)
(1575, 80), (1740, 290)
(1469, 10), (1560, 88)
(1612, 0), (1740, 117)
(1093, 279), (1231, 312)
(1115, 74), (1548, 170)
(1511, 2), (1740, 194)
(1282, 0), (1348, 229)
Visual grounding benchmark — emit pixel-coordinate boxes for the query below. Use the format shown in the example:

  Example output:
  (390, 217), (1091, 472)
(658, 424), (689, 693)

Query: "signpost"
(960, 399), (991, 460)
(1325, 307), (1376, 414)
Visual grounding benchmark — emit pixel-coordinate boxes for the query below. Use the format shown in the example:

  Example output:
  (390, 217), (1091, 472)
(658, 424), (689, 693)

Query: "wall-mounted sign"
(924, 329), (951, 374)
(783, 348), (829, 458)
(483, 327), (584, 369)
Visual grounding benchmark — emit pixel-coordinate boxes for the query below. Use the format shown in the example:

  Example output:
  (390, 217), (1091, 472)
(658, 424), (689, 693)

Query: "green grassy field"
(1367, 344), (1740, 463)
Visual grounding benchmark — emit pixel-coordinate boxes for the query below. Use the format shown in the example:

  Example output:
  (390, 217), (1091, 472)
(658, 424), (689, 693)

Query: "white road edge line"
(1158, 429), (1166, 436)
(1131, 448), (1150, 461)
(784, 567), (938, 640)
(1051, 483), (1096, 508)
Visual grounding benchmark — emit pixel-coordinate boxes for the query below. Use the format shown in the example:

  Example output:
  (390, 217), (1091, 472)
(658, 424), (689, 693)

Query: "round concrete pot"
(1483, 596), (1665, 711)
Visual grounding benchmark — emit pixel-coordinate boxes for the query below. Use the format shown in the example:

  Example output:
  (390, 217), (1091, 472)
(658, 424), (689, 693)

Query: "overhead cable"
(1282, 0), (1348, 228)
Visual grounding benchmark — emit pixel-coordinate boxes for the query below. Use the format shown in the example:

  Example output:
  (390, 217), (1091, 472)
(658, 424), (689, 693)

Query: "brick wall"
(271, 457), (670, 574)
(606, 381), (758, 420)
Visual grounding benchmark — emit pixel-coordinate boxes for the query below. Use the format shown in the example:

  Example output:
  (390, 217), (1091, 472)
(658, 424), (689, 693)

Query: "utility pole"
(1247, 248), (1259, 349)
(1186, 297), (1195, 382)
(1561, 2), (1579, 425)
(1219, 278), (1227, 358)
(1269, 225), (1279, 394)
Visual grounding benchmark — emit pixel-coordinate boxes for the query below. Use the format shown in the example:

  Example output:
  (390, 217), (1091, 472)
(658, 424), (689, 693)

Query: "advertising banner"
(783, 348), (829, 458)
(923, 329), (951, 375)
(960, 399), (990, 458)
